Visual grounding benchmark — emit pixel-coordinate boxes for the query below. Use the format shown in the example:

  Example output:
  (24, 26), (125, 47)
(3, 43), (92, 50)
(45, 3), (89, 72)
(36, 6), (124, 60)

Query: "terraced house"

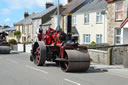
(14, 12), (36, 43)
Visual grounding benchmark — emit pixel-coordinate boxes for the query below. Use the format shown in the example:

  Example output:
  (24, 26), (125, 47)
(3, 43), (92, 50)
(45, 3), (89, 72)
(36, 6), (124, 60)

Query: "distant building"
(14, 12), (36, 43)
(6, 27), (16, 41)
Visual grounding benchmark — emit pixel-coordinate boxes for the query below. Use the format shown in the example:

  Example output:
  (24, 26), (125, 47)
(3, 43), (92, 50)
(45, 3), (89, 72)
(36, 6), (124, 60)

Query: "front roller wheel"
(60, 50), (91, 72)
(33, 41), (46, 66)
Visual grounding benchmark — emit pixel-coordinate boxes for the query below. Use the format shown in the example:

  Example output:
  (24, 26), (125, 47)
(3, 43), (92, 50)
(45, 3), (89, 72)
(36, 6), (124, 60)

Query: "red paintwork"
(37, 27), (87, 60)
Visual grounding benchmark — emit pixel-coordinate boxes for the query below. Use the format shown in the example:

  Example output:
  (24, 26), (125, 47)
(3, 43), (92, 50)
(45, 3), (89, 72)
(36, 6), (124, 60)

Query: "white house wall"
(32, 19), (41, 42)
(75, 12), (107, 44)
(123, 28), (128, 44)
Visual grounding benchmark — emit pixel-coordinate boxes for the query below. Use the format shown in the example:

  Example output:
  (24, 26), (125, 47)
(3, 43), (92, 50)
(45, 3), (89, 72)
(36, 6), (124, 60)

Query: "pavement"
(91, 63), (128, 78)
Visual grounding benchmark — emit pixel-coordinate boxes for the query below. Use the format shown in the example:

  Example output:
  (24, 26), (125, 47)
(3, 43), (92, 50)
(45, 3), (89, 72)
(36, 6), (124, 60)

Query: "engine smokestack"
(67, 13), (72, 40)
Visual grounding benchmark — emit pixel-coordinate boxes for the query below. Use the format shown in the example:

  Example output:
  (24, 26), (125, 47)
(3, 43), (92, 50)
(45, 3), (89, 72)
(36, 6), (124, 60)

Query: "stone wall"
(111, 46), (128, 65)
(88, 49), (108, 65)
(88, 46), (128, 67)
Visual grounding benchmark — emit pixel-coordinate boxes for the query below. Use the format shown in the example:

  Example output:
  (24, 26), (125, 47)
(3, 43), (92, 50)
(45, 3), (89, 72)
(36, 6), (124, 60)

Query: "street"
(0, 52), (128, 85)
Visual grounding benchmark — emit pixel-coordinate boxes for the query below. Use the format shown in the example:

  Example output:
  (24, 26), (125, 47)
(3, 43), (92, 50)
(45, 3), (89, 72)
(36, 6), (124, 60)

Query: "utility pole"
(56, 0), (60, 31)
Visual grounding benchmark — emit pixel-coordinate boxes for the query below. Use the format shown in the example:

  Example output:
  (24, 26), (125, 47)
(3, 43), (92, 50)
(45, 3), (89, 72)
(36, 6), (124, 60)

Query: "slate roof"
(53, 0), (86, 15)
(32, 6), (57, 19)
(15, 13), (37, 25)
(0, 27), (16, 32)
(61, 0), (86, 15)
(74, 0), (107, 14)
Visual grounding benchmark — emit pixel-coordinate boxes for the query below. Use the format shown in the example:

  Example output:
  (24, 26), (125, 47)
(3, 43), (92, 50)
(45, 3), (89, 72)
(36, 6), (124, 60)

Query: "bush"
(23, 41), (27, 44)
(8, 39), (17, 44)
(91, 41), (96, 44)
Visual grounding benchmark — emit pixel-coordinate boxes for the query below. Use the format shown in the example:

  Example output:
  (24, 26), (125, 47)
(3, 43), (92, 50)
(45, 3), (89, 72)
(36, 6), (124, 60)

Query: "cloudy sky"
(0, 0), (66, 26)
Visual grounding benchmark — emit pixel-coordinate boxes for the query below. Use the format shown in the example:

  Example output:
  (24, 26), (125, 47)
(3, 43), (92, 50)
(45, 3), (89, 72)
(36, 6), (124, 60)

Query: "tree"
(14, 30), (21, 43)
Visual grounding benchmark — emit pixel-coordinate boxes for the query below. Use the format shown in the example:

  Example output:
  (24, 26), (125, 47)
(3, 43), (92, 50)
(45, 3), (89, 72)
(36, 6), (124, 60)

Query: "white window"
(28, 25), (30, 33)
(96, 12), (102, 23)
(54, 16), (57, 29)
(115, 28), (121, 44)
(72, 16), (76, 25)
(83, 34), (90, 44)
(96, 34), (102, 43)
(84, 14), (89, 24)
(24, 25), (26, 33)
(115, 2), (123, 21)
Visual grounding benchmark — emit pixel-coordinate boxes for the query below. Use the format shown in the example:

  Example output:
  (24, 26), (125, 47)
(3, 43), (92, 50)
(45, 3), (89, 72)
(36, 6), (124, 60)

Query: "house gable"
(120, 17), (128, 28)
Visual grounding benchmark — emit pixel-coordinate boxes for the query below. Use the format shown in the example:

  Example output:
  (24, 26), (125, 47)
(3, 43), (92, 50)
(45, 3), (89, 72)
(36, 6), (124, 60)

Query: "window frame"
(72, 16), (76, 25)
(115, 1), (123, 21)
(84, 14), (89, 24)
(96, 34), (102, 44)
(83, 34), (90, 44)
(96, 12), (103, 24)
(115, 28), (121, 44)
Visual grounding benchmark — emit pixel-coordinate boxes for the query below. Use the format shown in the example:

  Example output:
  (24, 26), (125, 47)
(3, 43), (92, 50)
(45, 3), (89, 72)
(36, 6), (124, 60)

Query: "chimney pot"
(24, 12), (29, 18)
(46, 2), (54, 9)
(67, 0), (72, 3)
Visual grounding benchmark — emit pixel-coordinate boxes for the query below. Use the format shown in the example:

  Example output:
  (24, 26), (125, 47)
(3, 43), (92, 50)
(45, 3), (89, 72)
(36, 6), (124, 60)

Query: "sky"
(0, 0), (66, 27)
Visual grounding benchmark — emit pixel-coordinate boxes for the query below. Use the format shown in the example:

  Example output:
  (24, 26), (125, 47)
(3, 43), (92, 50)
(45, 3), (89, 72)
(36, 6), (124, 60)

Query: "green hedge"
(8, 39), (17, 44)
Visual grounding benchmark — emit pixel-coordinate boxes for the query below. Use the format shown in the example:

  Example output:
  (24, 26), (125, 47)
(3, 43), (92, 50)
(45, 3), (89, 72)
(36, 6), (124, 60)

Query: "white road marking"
(6, 59), (18, 64)
(25, 65), (48, 74)
(105, 72), (128, 79)
(64, 79), (81, 85)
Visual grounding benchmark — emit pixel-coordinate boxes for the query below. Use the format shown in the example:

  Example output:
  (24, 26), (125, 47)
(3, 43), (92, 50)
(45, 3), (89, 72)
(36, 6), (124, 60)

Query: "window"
(96, 34), (102, 43)
(115, 2), (123, 21)
(72, 16), (76, 25)
(96, 12), (102, 23)
(54, 16), (57, 28)
(24, 25), (26, 33)
(83, 34), (90, 44)
(84, 14), (89, 24)
(28, 25), (30, 33)
(22, 26), (24, 34)
(115, 28), (121, 44)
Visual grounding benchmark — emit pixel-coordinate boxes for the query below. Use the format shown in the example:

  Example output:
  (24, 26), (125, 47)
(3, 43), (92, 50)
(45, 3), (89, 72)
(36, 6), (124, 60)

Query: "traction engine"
(0, 32), (10, 54)
(30, 14), (91, 72)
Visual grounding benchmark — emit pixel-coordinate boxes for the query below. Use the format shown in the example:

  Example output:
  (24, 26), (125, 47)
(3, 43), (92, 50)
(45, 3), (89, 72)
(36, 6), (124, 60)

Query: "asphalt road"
(0, 52), (128, 85)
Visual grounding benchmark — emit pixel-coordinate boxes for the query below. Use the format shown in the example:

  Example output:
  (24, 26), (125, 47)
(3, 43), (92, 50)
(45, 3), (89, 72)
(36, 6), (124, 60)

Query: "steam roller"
(30, 14), (91, 72)
(0, 32), (10, 54)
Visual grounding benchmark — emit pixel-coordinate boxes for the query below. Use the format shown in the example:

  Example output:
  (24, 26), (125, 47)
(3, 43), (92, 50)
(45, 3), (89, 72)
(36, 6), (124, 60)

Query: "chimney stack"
(46, 2), (54, 9)
(67, 0), (72, 3)
(24, 12), (29, 18)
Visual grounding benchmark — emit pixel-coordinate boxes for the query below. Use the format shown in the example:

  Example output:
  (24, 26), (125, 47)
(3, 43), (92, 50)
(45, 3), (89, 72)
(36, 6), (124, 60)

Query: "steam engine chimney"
(67, 14), (72, 40)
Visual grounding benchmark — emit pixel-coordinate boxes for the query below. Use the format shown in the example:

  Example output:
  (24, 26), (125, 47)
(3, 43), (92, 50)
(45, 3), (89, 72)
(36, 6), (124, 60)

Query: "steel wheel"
(33, 41), (46, 66)
(60, 50), (91, 72)
(60, 51), (69, 71)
